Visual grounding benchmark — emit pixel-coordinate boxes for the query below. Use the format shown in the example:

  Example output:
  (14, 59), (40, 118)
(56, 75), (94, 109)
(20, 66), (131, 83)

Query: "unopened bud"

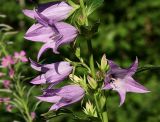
(87, 76), (97, 89)
(69, 74), (81, 83)
(101, 54), (109, 72)
(83, 101), (97, 117)
(75, 47), (80, 58)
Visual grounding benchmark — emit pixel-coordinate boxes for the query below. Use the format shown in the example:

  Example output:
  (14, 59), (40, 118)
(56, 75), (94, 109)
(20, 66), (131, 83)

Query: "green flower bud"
(75, 47), (80, 58)
(69, 74), (82, 83)
(83, 101), (97, 117)
(69, 74), (88, 92)
(87, 75), (97, 89)
(101, 54), (109, 72)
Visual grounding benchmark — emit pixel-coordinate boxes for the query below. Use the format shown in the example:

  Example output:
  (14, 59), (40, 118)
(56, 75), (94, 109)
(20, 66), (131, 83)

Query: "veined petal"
(30, 74), (46, 84)
(34, 10), (49, 27)
(23, 9), (35, 18)
(36, 22), (78, 58)
(40, 2), (73, 21)
(45, 65), (72, 83)
(117, 90), (126, 106)
(53, 22), (78, 53)
(103, 82), (112, 90)
(49, 85), (85, 111)
(127, 57), (138, 76)
(49, 94), (84, 111)
(30, 58), (42, 71)
(126, 77), (150, 93)
(37, 96), (61, 103)
(108, 60), (121, 70)
(43, 61), (70, 70)
(37, 41), (56, 60)
(56, 85), (84, 97)
(23, 2), (73, 21)
(24, 23), (54, 42)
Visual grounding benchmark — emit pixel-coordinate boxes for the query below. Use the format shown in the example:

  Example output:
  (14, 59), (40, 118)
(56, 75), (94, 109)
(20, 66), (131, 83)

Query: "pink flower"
(9, 68), (14, 78)
(31, 112), (36, 120)
(3, 80), (10, 89)
(1, 55), (14, 67)
(6, 104), (13, 112)
(14, 50), (28, 62)
(0, 72), (4, 77)
(0, 97), (10, 103)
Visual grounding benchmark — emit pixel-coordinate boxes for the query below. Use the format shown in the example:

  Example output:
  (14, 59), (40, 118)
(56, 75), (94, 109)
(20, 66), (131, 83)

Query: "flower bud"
(87, 76), (97, 89)
(69, 74), (82, 83)
(100, 54), (109, 72)
(75, 47), (80, 58)
(83, 101), (97, 117)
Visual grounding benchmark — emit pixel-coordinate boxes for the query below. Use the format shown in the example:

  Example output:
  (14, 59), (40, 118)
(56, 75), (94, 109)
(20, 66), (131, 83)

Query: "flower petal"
(49, 94), (84, 111)
(118, 90), (126, 106)
(126, 77), (150, 93)
(23, 9), (35, 18)
(52, 22), (78, 53)
(45, 63), (72, 83)
(23, 2), (72, 21)
(30, 58), (42, 71)
(30, 74), (46, 84)
(37, 41), (56, 60)
(37, 96), (61, 103)
(127, 57), (138, 76)
(24, 23), (54, 42)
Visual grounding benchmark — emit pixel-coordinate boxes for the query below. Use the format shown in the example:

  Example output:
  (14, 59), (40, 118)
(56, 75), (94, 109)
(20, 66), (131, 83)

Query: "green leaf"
(86, 0), (104, 16)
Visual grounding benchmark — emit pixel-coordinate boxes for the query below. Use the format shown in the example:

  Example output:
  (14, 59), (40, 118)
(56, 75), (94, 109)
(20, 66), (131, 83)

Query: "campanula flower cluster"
(24, 1), (85, 111)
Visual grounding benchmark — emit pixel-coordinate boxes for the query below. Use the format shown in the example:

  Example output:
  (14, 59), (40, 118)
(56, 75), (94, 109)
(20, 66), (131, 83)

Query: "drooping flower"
(3, 80), (11, 89)
(24, 11), (78, 59)
(23, 2), (73, 22)
(14, 50), (28, 62)
(1, 55), (14, 67)
(30, 59), (73, 85)
(37, 85), (85, 111)
(103, 58), (150, 106)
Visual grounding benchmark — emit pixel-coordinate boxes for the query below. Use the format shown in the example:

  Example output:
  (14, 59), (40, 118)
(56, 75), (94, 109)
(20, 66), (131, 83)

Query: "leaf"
(41, 108), (94, 121)
(136, 65), (160, 73)
(32, 101), (42, 111)
(41, 109), (73, 120)
(0, 89), (12, 93)
(86, 0), (104, 16)
(27, 85), (35, 101)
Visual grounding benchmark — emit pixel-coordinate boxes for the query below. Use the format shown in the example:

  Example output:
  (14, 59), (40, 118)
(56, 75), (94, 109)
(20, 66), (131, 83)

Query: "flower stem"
(94, 93), (108, 122)
(87, 39), (96, 78)
(102, 111), (108, 122)
(94, 94), (103, 120)
(13, 75), (33, 122)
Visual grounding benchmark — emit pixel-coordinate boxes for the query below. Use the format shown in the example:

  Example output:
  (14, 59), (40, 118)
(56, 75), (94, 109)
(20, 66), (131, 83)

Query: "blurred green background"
(0, 0), (160, 122)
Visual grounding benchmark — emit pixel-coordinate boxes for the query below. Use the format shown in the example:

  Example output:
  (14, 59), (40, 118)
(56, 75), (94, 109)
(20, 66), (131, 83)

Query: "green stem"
(94, 94), (103, 120)
(0, 42), (8, 56)
(87, 39), (95, 78)
(94, 93), (108, 122)
(102, 111), (108, 122)
(79, 0), (88, 26)
(14, 76), (33, 122)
